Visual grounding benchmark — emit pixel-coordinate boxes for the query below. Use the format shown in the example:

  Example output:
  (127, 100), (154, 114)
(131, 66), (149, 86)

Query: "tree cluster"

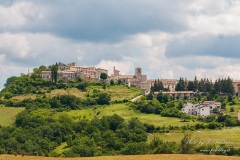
(151, 79), (164, 92)
(0, 112), (179, 157)
(131, 100), (191, 119)
(175, 76), (234, 95)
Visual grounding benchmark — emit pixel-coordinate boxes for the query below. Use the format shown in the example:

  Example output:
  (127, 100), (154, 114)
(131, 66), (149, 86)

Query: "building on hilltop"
(41, 62), (108, 82)
(140, 79), (177, 92)
(182, 101), (221, 117)
(232, 80), (240, 96)
(109, 66), (147, 87)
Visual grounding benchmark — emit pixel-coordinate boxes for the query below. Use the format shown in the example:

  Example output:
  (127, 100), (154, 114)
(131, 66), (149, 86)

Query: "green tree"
(180, 133), (195, 154)
(146, 93), (154, 100)
(97, 93), (111, 105)
(4, 92), (13, 99)
(156, 92), (164, 103)
(117, 79), (122, 85)
(193, 76), (198, 92)
(50, 63), (58, 83)
(77, 82), (88, 91)
(187, 81), (195, 91)
(100, 73), (107, 81)
(110, 80), (115, 86)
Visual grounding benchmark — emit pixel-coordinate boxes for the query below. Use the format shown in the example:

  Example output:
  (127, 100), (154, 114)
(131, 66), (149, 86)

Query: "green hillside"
(0, 72), (240, 158)
(0, 107), (25, 126)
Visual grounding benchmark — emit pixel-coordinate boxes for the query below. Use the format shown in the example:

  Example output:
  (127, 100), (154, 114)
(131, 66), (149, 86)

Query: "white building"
(182, 101), (221, 117)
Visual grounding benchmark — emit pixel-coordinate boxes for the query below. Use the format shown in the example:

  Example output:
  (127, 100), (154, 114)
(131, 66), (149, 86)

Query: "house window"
(210, 107), (212, 109)
(202, 109), (204, 111)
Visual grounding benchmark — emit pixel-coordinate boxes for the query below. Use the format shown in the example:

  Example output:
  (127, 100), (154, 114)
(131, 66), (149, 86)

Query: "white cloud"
(0, 33), (30, 58)
(0, 1), (48, 30)
(95, 58), (134, 76)
(185, 0), (240, 35)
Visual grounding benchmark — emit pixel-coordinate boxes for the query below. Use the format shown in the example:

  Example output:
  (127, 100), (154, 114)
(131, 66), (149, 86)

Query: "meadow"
(34, 103), (201, 127)
(149, 127), (240, 148)
(10, 85), (142, 102)
(0, 107), (25, 126)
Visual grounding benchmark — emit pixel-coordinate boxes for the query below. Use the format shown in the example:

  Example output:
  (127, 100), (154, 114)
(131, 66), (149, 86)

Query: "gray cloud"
(2, 0), (188, 42)
(165, 34), (240, 58)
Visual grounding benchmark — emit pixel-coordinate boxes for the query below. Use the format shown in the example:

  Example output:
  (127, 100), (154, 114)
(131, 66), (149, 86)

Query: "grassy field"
(0, 154), (239, 160)
(149, 127), (240, 148)
(48, 88), (86, 99)
(51, 103), (200, 127)
(53, 142), (68, 154)
(10, 85), (141, 102)
(0, 107), (25, 126)
(11, 94), (37, 101)
(87, 85), (141, 101)
(225, 104), (240, 117)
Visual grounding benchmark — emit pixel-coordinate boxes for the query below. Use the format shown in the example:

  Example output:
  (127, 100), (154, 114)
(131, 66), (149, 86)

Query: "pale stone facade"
(109, 67), (147, 87)
(238, 110), (240, 120)
(161, 79), (177, 92)
(232, 80), (240, 96)
(182, 101), (221, 117)
(140, 80), (152, 91)
(148, 79), (177, 92)
(41, 62), (108, 82)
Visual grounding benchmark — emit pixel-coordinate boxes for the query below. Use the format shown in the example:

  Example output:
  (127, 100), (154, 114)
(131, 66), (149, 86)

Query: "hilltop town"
(41, 62), (240, 98)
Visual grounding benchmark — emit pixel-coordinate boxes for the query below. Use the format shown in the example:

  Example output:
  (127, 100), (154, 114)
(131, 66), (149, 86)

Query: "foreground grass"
(0, 154), (239, 160)
(149, 127), (240, 148)
(0, 107), (25, 126)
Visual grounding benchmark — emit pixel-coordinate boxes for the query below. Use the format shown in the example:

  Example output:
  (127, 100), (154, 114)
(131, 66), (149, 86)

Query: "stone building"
(41, 62), (108, 82)
(109, 67), (147, 87)
(140, 79), (177, 92)
(232, 80), (240, 96)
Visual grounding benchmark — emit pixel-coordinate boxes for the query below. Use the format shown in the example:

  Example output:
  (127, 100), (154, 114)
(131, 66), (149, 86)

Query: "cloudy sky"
(1, 0), (240, 89)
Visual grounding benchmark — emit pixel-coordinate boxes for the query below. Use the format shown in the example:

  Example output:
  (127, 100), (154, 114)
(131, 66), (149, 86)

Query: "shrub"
(97, 93), (111, 105)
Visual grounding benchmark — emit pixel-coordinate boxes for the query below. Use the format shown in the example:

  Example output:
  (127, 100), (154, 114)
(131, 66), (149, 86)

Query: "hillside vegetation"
(0, 67), (240, 158)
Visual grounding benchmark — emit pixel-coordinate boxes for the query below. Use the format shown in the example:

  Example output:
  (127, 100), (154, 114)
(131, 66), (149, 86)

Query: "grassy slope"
(10, 85), (141, 102)
(0, 154), (239, 160)
(52, 103), (200, 127)
(149, 127), (240, 148)
(0, 107), (25, 126)
(87, 85), (141, 101)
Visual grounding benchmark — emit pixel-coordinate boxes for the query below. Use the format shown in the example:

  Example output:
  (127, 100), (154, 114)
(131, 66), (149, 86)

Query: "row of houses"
(42, 62), (108, 82)
(182, 101), (222, 117)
